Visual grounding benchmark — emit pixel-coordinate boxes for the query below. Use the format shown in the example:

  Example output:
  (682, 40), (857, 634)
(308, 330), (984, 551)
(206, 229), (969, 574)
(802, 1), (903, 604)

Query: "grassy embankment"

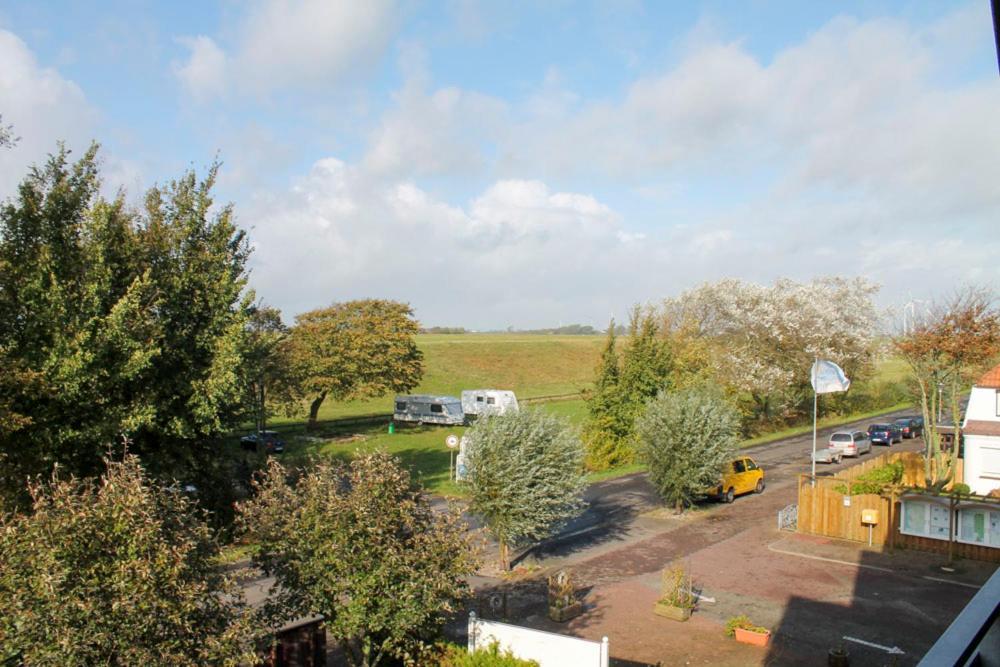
(264, 334), (911, 494)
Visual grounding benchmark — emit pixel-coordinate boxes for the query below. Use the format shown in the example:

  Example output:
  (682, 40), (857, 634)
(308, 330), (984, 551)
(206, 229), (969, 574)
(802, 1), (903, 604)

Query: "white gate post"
(467, 612), (477, 652)
(600, 636), (609, 667)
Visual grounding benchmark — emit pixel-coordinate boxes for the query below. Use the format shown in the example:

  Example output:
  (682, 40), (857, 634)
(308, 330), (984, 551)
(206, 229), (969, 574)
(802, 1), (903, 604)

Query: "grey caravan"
(393, 395), (464, 426)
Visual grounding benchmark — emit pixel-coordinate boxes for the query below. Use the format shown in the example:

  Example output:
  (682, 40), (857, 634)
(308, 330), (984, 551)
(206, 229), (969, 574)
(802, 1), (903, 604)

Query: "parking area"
(464, 421), (997, 666)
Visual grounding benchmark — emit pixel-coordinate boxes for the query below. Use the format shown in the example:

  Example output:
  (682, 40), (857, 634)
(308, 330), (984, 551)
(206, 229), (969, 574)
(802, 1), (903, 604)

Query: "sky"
(1, 1), (998, 330)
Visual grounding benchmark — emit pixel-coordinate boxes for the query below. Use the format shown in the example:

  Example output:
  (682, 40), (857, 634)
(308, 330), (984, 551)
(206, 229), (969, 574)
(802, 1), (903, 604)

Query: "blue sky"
(1, 1), (998, 328)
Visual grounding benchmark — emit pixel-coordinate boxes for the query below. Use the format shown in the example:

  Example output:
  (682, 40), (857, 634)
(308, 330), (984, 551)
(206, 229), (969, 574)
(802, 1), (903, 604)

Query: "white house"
(962, 362), (1000, 496)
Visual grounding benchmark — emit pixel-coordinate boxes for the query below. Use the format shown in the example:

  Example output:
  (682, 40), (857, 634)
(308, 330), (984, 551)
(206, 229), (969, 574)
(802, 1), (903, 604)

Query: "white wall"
(468, 614), (608, 667)
(964, 435), (1000, 495)
(964, 387), (1000, 424)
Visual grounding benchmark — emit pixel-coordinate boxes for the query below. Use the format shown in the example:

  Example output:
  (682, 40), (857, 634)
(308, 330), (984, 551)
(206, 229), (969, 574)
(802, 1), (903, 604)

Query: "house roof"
(964, 420), (1000, 437)
(976, 362), (1000, 389)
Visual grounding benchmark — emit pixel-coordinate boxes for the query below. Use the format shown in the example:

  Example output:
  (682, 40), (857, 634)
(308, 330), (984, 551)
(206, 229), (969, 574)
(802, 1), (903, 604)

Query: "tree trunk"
(308, 391), (327, 431)
(499, 539), (510, 572)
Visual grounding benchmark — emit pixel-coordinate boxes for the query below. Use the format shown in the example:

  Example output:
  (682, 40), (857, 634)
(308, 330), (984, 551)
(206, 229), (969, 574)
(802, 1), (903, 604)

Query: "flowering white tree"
(661, 277), (880, 422)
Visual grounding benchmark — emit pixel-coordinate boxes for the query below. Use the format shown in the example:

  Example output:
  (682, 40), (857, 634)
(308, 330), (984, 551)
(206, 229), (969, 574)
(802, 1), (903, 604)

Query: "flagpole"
(811, 358), (818, 483)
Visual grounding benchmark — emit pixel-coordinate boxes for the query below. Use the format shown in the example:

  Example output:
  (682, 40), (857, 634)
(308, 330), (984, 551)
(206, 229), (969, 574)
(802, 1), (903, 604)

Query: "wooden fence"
(796, 451), (997, 561)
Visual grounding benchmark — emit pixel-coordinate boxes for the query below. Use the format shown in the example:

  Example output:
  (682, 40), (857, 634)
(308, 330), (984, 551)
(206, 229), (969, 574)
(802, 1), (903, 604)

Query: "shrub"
(834, 461), (904, 495)
(438, 641), (540, 667)
(465, 409), (586, 570)
(950, 482), (971, 496)
(637, 386), (739, 512)
(238, 452), (478, 667)
(725, 615), (769, 637)
(0, 455), (255, 665)
(658, 562), (695, 610)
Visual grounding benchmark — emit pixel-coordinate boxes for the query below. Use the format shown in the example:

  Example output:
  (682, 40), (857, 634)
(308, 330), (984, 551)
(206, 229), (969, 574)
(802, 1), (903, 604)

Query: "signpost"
(446, 434), (459, 481)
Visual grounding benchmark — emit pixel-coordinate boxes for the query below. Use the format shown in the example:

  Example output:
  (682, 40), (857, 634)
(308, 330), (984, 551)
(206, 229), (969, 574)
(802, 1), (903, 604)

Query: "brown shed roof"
(964, 420), (1000, 437)
(977, 363), (1000, 389)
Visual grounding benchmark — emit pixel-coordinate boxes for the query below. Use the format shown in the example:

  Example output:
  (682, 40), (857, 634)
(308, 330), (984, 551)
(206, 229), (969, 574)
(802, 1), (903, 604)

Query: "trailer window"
(395, 402), (406, 411)
(476, 396), (484, 402)
(487, 397), (496, 405)
(430, 404), (443, 413)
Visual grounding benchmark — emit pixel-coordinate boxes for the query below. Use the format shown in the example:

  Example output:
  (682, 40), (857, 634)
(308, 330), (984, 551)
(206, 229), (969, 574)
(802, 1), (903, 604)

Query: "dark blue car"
(868, 423), (901, 446)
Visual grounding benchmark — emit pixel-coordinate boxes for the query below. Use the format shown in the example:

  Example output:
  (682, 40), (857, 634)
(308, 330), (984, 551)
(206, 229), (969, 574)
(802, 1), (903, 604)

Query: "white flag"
(811, 360), (851, 394)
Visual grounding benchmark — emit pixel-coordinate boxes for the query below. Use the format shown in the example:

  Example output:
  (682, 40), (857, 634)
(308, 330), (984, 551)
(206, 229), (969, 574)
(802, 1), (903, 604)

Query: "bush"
(238, 452), (478, 667)
(725, 615), (769, 637)
(637, 386), (739, 511)
(658, 562), (695, 610)
(437, 641), (540, 667)
(0, 455), (255, 665)
(833, 461), (904, 495)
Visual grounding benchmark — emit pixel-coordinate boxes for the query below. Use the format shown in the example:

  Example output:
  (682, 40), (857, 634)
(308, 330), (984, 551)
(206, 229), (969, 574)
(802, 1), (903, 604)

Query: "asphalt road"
(522, 406), (925, 566)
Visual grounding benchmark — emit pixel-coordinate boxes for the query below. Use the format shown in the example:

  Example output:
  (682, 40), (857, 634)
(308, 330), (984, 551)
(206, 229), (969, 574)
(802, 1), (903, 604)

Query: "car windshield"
(831, 433), (852, 442)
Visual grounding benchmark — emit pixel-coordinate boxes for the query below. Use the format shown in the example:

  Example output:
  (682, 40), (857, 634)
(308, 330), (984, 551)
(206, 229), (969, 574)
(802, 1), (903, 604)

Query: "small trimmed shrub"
(950, 482), (971, 496)
(725, 615), (769, 637)
(658, 562), (695, 609)
(438, 641), (540, 667)
(834, 461), (904, 495)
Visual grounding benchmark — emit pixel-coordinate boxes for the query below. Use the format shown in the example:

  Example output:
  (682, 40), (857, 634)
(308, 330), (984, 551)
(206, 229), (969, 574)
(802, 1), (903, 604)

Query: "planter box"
(548, 601), (584, 622)
(653, 602), (691, 622)
(734, 627), (771, 647)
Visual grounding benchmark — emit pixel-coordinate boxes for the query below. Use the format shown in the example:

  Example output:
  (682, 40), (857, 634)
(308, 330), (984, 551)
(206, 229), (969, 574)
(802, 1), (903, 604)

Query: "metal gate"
(778, 504), (798, 531)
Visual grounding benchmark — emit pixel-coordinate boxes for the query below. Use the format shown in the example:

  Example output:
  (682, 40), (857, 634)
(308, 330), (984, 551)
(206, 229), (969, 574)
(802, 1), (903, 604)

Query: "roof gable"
(977, 362), (1000, 389)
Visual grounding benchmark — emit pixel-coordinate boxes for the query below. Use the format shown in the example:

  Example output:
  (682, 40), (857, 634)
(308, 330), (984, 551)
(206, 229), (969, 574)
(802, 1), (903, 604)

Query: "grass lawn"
(269, 333), (604, 426)
(258, 337), (915, 496)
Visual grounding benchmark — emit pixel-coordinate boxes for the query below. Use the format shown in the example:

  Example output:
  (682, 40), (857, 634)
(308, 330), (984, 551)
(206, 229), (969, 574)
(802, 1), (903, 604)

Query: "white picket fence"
(467, 612), (609, 667)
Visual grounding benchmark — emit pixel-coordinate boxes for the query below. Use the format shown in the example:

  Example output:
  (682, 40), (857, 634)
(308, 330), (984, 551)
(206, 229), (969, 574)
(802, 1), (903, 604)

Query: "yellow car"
(709, 457), (765, 503)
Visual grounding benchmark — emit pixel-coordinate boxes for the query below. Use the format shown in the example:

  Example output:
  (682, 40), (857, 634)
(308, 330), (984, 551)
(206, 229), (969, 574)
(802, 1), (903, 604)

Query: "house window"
(900, 499), (953, 541)
(996, 389), (1000, 417)
(956, 508), (1000, 547)
(430, 404), (443, 413)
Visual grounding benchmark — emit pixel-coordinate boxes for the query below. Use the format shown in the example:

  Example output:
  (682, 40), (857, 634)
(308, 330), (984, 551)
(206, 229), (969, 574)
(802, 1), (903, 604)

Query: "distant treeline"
(422, 324), (626, 335)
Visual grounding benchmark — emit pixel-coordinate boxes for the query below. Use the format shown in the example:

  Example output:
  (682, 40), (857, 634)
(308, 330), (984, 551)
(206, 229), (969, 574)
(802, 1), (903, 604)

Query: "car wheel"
(724, 487), (735, 503)
(755, 479), (764, 494)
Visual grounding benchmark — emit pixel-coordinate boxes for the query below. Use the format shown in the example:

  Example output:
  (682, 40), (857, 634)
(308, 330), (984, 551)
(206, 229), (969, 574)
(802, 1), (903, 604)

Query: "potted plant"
(726, 615), (771, 647)
(653, 563), (695, 621)
(547, 569), (584, 622)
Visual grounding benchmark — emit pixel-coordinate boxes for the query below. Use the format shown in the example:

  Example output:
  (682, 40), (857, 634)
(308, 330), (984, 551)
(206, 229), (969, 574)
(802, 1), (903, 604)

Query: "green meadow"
(260, 334), (911, 494)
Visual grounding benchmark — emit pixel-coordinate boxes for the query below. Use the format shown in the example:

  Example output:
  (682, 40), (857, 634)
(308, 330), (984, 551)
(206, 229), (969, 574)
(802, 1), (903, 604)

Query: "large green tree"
(0, 145), (253, 508)
(465, 409), (586, 570)
(238, 453), (477, 667)
(583, 308), (673, 470)
(0, 455), (256, 665)
(636, 386), (739, 512)
(283, 299), (423, 429)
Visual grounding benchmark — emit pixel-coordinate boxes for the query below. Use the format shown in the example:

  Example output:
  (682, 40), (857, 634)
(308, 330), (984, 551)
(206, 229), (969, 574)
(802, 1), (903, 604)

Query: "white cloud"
(173, 0), (397, 101)
(172, 35), (227, 102)
(0, 29), (99, 198)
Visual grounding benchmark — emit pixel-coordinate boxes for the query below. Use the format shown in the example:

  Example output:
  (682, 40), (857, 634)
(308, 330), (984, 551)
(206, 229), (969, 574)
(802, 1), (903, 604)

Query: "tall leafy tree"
(895, 288), (1000, 488)
(239, 453), (477, 667)
(0, 455), (256, 665)
(583, 308), (673, 470)
(0, 145), (253, 508)
(283, 299), (423, 429)
(636, 386), (739, 512)
(465, 409), (586, 570)
(241, 304), (288, 435)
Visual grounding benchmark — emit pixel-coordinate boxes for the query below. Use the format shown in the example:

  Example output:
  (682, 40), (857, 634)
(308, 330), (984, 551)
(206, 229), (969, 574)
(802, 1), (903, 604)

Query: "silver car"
(828, 430), (871, 457)
(812, 446), (844, 464)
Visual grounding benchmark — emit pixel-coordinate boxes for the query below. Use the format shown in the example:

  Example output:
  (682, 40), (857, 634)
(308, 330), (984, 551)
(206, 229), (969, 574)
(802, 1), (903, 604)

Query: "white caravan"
(461, 390), (519, 419)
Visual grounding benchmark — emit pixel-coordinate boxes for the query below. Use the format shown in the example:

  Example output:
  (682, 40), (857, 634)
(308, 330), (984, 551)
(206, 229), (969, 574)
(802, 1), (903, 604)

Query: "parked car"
(812, 447), (844, 464)
(828, 431), (871, 457)
(893, 416), (924, 439)
(868, 423), (902, 446)
(709, 457), (765, 503)
(240, 430), (285, 454)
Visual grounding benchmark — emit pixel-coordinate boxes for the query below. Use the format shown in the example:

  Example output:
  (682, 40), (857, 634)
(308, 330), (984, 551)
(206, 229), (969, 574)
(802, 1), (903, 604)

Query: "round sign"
(446, 435), (459, 449)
